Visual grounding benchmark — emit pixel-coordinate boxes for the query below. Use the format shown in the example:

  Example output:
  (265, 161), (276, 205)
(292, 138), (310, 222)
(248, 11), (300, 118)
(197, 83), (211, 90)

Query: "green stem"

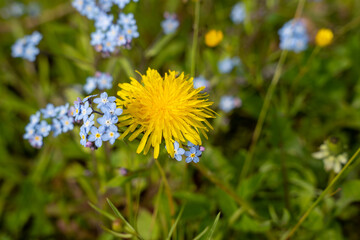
(190, 0), (200, 77)
(290, 46), (320, 93)
(280, 145), (290, 210)
(239, 50), (288, 181)
(155, 159), (175, 218)
(91, 151), (102, 234)
(284, 147), (360, 239)
(194, 163), (258, 218)
(294, 0), (306, 19)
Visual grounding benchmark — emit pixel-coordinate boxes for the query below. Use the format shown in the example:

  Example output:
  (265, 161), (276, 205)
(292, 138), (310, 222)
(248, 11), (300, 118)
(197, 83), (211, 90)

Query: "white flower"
(312, 143), (348, 173)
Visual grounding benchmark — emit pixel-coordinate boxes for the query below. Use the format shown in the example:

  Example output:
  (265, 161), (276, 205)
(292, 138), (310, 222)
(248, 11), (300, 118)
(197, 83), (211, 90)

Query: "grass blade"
(102, 226), (133, 239)
(106, 198), (144, 240)
(207, 212), (221, 240)
(193, 227), (209, 240)
(88, 201), (116, 221)
(166, 205), (185, 240)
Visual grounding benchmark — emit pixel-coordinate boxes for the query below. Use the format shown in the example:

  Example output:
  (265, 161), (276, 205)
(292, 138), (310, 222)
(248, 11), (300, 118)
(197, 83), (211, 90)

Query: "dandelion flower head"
(205, 30), (223, 47)
(117, 68), (216, 159)
(315, 28), (334, 47)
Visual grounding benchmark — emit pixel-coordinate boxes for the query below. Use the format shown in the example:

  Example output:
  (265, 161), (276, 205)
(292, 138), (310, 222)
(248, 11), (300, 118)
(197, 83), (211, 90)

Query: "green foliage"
(1, 0), (360, 239)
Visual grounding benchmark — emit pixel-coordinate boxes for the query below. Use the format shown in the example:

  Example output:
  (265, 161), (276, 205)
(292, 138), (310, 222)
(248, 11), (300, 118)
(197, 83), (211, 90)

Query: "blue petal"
(178, 148), (185, 155)
(175, 154), (182, 161)
(95, 139), (102, 147)
(88, 135), (96, 141)
(108, 96), (116, 102)
(174, 141), (179, 150)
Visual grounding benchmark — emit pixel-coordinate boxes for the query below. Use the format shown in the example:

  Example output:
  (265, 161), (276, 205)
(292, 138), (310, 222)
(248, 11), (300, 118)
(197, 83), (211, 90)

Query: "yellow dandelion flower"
(116, 68), (216, 159)
(315, 28), (334, 47)
(205, 30), (223, 47)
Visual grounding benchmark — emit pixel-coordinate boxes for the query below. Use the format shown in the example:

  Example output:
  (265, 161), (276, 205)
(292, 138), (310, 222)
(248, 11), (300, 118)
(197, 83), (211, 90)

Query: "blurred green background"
(1, 0), (360, 239)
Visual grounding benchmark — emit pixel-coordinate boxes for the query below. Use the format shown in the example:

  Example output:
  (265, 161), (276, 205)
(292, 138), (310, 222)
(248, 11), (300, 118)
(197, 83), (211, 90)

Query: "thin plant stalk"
(290, 46), (320, 92)
(239, 50), (288, 181)
(194, 163), (258, 218)
(155, 159), (175, 217)
(284, 147), (360, 239)
(280, 145), (290, 210)
(239, 0), (307, 182)
(190, 0), (200, 77)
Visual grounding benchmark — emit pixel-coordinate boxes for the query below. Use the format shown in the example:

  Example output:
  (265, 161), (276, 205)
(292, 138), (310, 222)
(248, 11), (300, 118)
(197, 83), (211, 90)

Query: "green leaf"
(102, 226), (133, 239)
(207, 212), (221, 240)
(193, 227), (209, 240)
(106, 198), (143, 239)
(88, 202), (116, 221)
(145, 33), (176, 58)
(166, 206), (184, 240)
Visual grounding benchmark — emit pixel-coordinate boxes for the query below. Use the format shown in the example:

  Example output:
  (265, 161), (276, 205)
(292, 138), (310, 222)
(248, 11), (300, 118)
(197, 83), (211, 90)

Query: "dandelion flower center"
(117, 68), (216, 159)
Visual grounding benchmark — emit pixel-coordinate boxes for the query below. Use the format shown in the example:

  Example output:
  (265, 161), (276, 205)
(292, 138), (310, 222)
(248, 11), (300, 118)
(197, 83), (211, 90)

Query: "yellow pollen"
(35, 136), (40, 141)
(76, 109), (79, 113)
(190, 153), (195, 158)
(110, 132), (114, 137)
(95, 133), (101, 138)
(82, 135), (85, 139)
(65, 121), (69, 125)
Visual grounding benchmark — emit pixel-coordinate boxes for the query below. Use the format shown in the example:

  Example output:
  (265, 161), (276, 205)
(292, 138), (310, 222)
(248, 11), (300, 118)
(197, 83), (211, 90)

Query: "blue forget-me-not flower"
(11, 31), (42, 61)
(185, 147), (202, 163)
(230, 2), (246, 24)
(88, 126), (106, 147)
(161, 13), (179, 35)
(219, 95), (242, 113)
(93, 92), (116, 109)
(278, 19), (309, 53)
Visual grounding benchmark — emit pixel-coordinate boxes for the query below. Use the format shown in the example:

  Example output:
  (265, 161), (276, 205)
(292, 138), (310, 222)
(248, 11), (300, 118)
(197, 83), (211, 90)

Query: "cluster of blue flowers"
(161, 13), (179, 35)
(72, 0), (139, 54)
(0, 2), (41, 19)
(84, 72), (113, 94)
(218, 57), (241, 74)
(174, 141), (205, 163)
(24, 103), (74, 148)
(230, 2), (246, 24)
(219, 95), (242, 113)
(193, 76), (210, 91)
(11, 31), (42, 61)
(170, 141), (205, 163)
(278, 19), (309, 53)
(73, 92), (122, 148)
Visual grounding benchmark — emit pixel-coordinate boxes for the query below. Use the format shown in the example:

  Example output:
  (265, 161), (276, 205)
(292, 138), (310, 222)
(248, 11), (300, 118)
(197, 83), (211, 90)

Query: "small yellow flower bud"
(204, 30), (223, 47)
(112, 219), (122, 232)
(315, 28), (334, 47)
